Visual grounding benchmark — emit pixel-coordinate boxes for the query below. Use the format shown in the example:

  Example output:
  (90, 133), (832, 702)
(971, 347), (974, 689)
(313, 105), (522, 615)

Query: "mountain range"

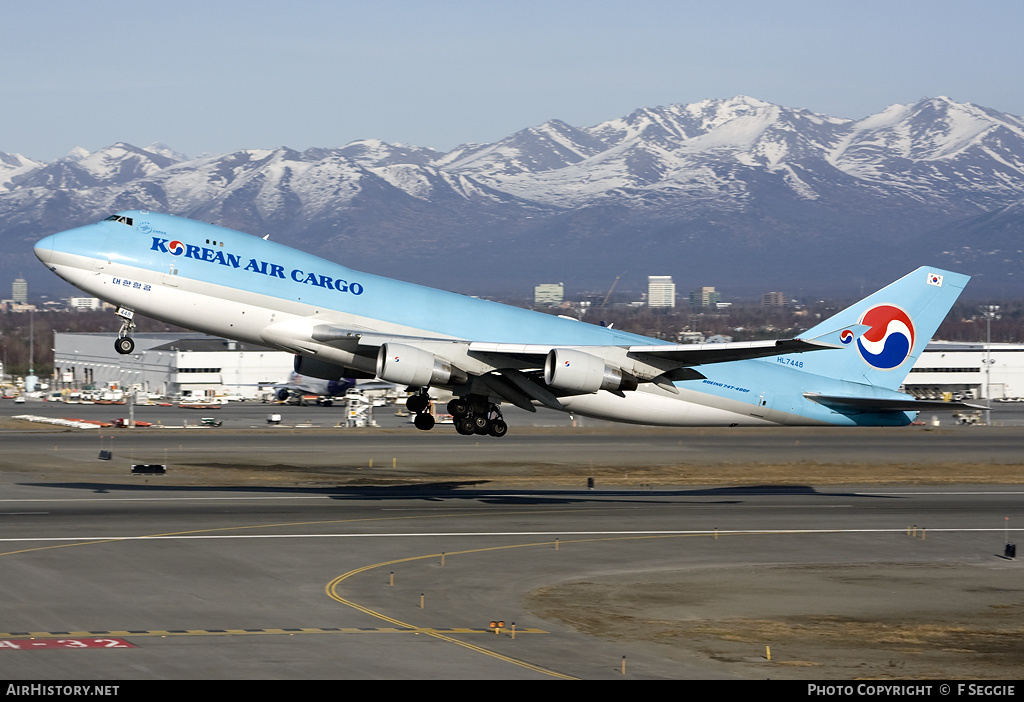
(4, 95), (1024, 301)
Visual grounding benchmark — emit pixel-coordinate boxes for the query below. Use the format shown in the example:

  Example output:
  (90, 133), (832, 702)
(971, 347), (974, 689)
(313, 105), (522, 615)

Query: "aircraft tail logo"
(852, 304), (915, 370)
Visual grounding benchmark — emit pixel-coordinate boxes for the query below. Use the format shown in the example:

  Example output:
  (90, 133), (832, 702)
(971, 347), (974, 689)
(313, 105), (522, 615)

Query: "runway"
(1, 401), (1022, 679)
(5, 400), (1024, 484)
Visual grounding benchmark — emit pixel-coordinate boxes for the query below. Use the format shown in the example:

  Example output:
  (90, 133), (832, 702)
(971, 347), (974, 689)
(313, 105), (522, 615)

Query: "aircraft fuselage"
(34, 212), (970, 432)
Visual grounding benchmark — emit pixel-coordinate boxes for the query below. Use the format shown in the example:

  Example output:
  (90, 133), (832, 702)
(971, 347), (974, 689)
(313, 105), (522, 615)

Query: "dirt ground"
(524, 562), (1024, 679)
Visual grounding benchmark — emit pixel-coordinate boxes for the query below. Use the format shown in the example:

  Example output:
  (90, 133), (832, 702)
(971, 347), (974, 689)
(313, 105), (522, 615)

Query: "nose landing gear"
(114, 307), (136, 355)
(406, 389), (435, 431)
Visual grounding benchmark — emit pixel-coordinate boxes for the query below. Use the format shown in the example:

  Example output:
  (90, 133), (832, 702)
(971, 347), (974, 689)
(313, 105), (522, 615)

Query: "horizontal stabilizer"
(804, 392), (985, 413)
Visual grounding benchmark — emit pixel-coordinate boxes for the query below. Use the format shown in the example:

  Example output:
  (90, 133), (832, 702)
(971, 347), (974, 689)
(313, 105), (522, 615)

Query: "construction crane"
(601, 272), (625, 307)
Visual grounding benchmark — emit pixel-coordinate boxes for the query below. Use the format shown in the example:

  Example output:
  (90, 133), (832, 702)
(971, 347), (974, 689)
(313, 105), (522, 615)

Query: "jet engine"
(544, 348), (638, 394)
(376, 343), (467, 388)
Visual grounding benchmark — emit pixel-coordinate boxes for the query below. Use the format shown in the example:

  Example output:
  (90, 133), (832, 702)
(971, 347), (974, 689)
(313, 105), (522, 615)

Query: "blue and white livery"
(34, 211), (972, 437)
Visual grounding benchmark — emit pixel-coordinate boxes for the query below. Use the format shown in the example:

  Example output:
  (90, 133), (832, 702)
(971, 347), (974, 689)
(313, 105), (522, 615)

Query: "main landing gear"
(114, 307), (136, 355)
(406, 390), (508, 437)
(448, 396), (508, 438)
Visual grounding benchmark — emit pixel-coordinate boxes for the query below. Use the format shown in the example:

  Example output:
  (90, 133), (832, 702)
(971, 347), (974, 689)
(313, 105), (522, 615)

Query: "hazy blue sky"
(4, 0), (1023, 161)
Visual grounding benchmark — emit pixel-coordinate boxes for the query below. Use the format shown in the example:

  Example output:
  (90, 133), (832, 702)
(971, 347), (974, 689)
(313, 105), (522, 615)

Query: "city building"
(762, 291), (787, 307)
(534, 283), (564, 307)
(11, 278), (27, 303)
(689, 286), (720, 308)
(0, 300), (36, 313)
(647, 276), (676, 308)
(68, 297), (104, 311)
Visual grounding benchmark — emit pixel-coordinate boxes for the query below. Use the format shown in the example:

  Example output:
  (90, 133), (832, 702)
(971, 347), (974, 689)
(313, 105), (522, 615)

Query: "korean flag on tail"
(927, 272), (944, 287)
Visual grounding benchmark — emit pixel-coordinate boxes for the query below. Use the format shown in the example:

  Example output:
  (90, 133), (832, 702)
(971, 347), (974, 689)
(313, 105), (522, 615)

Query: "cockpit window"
(103, 215), (134, 226)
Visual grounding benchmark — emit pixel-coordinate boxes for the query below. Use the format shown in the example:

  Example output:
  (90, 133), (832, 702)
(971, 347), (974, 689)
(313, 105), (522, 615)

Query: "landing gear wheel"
(447, 398), (470, 417)
(487, 419), (508, 437)
(406, 393), (429, 414)
(413, 413), (435, 431)
(456, 418), (476, 435)
(114, 337), (135, 355)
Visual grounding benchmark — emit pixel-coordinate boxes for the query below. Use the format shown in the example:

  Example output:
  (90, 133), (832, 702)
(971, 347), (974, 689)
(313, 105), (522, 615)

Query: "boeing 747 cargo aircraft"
(34, 211), (971, 437)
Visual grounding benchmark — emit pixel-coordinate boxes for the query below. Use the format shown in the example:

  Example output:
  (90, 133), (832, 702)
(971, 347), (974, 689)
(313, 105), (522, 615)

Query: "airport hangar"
(51, 332), (291, 400)
(49, 332), (1024, 404)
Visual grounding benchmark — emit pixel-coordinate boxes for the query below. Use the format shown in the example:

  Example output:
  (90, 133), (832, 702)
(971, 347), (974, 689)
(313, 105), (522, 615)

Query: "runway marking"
(856, 490), (1024, 496)
(0, 627), (546, 641)
(0, 638), (134, 649)
(0, 496), (345, 503)
(326, 542), (577, 680)
(3, 527), (1024, 544)
(0, 506), (592, 555)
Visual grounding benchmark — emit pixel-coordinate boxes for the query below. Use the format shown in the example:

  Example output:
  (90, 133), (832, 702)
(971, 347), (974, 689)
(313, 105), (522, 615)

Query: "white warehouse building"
(53, 332), (294, 400)
(905, 341), (1024, 402)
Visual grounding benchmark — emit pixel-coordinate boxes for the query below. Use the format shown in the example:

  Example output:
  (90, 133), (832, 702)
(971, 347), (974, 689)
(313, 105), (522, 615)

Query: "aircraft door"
(751, 389), (774, 420)
(162, 261), (179, 287)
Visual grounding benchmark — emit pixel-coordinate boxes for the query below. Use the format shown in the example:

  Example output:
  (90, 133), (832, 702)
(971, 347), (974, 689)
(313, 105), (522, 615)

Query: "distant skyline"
(4, 0), (1024, 162)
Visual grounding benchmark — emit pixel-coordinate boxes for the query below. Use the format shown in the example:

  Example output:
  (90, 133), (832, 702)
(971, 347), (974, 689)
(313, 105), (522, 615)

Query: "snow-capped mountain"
(5, 96), (1024, 297)
(0, 152), (44, 190)
(11, 142), (178, 191)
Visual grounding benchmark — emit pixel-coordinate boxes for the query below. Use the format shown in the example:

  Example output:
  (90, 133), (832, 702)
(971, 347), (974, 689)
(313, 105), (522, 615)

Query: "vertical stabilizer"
(798, 267), (969, 390)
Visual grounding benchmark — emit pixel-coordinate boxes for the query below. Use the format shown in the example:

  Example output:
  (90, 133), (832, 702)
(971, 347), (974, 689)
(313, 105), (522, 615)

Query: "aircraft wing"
(597, 338), (831, 365)
(311, 325), (835, 363)
(296, 322), (837, 408)
(309, 325), (835, 369)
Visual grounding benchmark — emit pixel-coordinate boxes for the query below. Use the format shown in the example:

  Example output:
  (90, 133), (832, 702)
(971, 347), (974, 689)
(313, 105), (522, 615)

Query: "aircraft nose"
(34, 232), (59, 265)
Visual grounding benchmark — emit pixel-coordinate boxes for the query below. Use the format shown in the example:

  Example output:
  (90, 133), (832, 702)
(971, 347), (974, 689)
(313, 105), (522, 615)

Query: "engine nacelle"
(376, 343), (467, 388)
(294, 355), (375, 381)
(544, 348), (637, 394)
